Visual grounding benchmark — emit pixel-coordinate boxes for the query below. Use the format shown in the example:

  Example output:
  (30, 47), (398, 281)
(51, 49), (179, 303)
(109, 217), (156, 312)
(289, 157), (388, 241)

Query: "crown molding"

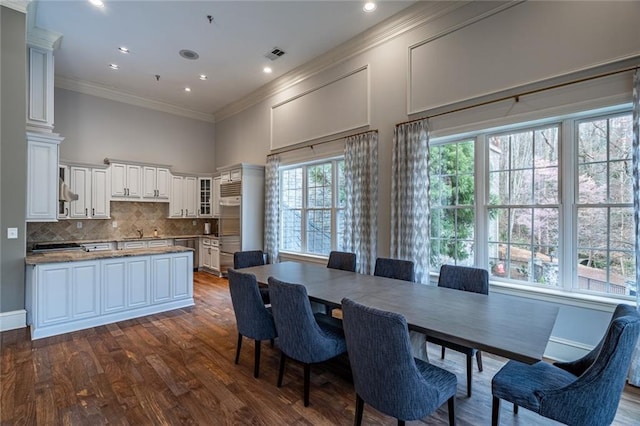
(213, 1), (470, 122)
(0, 0), (29, 14)
(55, 76), (216, 123)
(25, 1), (62, 50)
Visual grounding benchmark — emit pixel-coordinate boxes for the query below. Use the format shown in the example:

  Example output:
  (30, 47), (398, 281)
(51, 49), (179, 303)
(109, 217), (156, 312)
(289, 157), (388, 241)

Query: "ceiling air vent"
(265, 47), (286, 61)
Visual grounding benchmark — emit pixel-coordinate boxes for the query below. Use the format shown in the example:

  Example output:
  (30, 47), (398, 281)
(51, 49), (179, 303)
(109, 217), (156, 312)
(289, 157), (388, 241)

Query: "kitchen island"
(25, 246), (194, 339)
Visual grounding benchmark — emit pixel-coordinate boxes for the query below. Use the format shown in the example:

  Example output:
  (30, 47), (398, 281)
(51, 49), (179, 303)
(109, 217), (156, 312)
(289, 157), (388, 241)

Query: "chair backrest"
(268, 277), (344, 363)
(539, 304), (640, 425)
(234, 250), (265, 269)
(327, 251), (357, 272)
(341, 297), (442, 420)
(437, 264), (489, 295)
(227, 269), (276, 341)
(374, 257), (415, 282)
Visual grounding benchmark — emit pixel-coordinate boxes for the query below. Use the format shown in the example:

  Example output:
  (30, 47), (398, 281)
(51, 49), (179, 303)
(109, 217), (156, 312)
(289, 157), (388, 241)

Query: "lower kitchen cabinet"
(199, 237), (220, 274)
(26, 251), (194, 339)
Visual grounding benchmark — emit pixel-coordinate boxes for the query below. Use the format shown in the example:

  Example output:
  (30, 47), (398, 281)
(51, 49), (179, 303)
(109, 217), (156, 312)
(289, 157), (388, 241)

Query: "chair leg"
(476, 351), (483, 372)
(513, 404), (519, 414)
(354, 393), (364, 426)
(441, 346), (446, 359)
(253, 339), (261, 378)
(491, 396), (500, 426)
(277, 353), (286, 387)
(235, 333), (242, 364)
(397, 420), (405, 426)
(303, 363), (311, 407)
(448, 395), (456, 426)
(466, 354), (473, 397)
(270, 338), (275, 348)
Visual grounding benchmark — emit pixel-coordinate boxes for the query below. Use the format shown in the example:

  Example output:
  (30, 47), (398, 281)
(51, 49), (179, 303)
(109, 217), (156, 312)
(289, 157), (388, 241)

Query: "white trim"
(545, 336), (593, 362)
(0, 0), (29, 14)
(214, 1), (467, 122)
(30, 298), (194, 340)
(0, 310), (27, 332)
(55, 76), (215, 123)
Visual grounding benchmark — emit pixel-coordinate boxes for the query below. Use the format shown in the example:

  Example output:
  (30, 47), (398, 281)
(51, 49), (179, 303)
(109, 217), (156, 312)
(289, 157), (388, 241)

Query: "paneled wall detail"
(270, 66), (369, 150)
(408, 1), (640, 115)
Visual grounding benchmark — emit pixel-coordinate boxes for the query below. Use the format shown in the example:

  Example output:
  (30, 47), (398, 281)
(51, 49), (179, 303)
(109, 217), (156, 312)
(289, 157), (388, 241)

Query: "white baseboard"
(0, 310), (27, 332)
(545, 336), (593, 362)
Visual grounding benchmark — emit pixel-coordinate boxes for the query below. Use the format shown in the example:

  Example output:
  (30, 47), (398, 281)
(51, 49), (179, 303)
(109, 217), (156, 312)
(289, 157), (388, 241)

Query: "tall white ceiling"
(33, 1), (416, 120)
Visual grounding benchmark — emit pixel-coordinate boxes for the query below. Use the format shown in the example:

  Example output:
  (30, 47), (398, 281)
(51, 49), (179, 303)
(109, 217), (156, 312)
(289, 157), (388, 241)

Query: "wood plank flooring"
(1, 272), (639, 425)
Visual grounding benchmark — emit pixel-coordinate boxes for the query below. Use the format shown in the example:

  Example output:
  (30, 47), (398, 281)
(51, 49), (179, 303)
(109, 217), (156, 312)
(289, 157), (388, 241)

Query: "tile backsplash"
(27, 202), (216, 246)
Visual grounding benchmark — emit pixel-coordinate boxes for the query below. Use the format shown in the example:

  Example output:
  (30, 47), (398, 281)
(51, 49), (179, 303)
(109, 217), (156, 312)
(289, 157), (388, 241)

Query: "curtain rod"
(268, 129), (378, 157)
(395, 65), (639, 128)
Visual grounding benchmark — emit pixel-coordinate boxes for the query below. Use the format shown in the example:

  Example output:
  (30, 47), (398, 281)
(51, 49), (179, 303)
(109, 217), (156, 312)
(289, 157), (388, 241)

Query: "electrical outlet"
(112, 221), (118, 228)
(76, 221), (82, 229)
(7, 227), (18, 239)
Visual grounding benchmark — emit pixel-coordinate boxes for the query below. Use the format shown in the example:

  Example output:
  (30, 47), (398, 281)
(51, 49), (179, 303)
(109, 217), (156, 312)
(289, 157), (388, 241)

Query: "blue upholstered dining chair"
(233, 250), (269, 304)
(341, 297), (457, 426)
(227, 269), (277, 378)
(427, 264), (489, 397)
(327, 251), (357, 272)
(374, 257), (415, 282)
(491, 304), (640, 426)
(267, 276), (347, 407)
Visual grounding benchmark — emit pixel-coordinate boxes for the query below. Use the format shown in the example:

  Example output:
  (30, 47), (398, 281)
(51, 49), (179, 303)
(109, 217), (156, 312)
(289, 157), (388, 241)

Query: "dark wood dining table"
(240, 261), (559, 364)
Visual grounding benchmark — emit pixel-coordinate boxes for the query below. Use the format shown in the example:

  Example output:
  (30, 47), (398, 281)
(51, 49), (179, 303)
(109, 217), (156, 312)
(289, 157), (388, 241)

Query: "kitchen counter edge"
(25, 246), (194, 265)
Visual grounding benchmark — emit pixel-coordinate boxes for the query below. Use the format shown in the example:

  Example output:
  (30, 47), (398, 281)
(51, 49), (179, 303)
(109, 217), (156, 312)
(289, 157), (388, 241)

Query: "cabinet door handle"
(92, 208), (95, 216)
(65, 207), (69, 216)
(181, 209), (184, 216)
(85, 208), (88, 217)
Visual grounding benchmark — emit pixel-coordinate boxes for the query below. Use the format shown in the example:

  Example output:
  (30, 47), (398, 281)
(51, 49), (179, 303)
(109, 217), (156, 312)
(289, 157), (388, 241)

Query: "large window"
(430, 108), (635, 299)
(280, 159), (344, 256)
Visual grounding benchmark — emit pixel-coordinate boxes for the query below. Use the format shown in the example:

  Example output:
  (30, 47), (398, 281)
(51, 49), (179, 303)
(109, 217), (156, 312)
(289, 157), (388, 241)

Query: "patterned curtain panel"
(264, 155), (280, 264)
(344, 131), (378, 274)
(391, 119), (430, 283)
(629, 70), (640, 387)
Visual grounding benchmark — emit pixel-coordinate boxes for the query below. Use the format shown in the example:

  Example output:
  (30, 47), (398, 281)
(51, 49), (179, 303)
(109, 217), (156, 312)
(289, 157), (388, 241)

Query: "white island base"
(25, 250), (194, 340)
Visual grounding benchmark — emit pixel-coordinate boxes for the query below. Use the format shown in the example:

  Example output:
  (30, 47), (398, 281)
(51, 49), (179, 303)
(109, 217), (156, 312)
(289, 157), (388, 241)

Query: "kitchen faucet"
(136, 228), (144, 238)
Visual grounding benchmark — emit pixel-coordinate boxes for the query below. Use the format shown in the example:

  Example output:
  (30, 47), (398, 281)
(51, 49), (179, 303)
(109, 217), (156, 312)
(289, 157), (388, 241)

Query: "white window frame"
(430, 104), (635, 303)
(278, 157), (344, 258)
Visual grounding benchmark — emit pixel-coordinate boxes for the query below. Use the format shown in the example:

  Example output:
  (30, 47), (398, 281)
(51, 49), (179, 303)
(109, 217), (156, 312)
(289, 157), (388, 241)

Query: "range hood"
(59, 178), (78, 202)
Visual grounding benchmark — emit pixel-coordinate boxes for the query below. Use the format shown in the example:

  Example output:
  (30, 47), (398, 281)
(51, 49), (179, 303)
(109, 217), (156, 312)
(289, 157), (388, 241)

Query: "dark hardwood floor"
(1, 272), (639, 425)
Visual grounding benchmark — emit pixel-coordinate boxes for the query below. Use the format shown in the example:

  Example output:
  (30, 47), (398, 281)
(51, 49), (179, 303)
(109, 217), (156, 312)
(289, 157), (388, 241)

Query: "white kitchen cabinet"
(26, 132), (63, 222)
(143, 166), (170, 201)
(102, 256), (150, 313)
(110, 163), (141, 199)
(26, 251), (194, 339)
(212, 176), (221, 217)
(121, 240), (147, 250)
(199, 238), (219, 273)
(58, 165), (70, 219)
(31, 261), (100, 327)
(170, 175), (198, 218)
(210, 244), (220, 271)
(198, 177), (212, 217)
(68, 166), (110, 219)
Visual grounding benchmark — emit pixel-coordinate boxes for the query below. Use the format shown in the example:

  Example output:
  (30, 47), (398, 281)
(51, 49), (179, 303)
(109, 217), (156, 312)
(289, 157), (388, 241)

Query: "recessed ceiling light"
(363, 2), (376, 12)
(118, 47), (129, 54)
(89, 0), (105, 8)
(263, 67), (272, 74)
(184, 87), (191, 92)
(108, 63), (119, 70)
(199, 74), (208, 81)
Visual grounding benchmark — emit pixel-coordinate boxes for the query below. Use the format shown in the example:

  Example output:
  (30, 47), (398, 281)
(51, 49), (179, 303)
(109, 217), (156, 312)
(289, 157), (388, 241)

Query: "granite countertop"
(59, 234), (216, 245)
(25, 246), (194, 265)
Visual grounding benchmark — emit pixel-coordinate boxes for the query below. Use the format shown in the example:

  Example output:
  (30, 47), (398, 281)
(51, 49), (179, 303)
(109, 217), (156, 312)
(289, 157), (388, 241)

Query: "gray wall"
(55, 88), (216, 173)
(0, 6), (27, 312)
(213, 1), (640, 359)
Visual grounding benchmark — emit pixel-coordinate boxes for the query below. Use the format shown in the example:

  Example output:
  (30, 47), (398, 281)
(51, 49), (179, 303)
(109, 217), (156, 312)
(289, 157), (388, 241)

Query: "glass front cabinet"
(199, 177), (212, 217)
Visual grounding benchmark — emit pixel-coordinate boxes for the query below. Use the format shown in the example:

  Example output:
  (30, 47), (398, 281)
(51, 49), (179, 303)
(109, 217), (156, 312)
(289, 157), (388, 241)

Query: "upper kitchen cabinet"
(67, 165), (110, 219)
(212, 176), (221, 217)
(143, 166), (170, 201)
(198, 177), (213, 218)
(169, 175), (198, 218)
(220, 168), (242, 183)
(26, 132), (64, 222)
(110, 162), (141, 199)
